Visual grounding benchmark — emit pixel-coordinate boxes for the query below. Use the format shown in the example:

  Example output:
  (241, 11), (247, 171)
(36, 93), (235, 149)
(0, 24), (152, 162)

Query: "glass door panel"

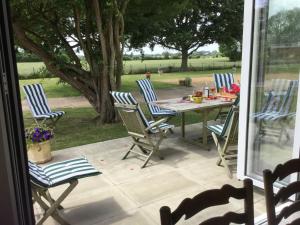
(246, 0), (300, 183)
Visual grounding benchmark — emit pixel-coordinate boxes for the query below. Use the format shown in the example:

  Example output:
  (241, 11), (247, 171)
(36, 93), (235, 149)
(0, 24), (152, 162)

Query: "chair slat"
(160, 179), (254, 225)
(263, 158), (300, 225)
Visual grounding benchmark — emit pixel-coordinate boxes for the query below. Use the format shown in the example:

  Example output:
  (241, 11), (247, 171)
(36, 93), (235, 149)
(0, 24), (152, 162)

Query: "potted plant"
(25, 126), (54, 164)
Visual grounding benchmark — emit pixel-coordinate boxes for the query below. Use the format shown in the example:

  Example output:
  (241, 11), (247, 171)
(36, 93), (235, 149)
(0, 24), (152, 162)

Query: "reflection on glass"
(247, 0), (300, 182)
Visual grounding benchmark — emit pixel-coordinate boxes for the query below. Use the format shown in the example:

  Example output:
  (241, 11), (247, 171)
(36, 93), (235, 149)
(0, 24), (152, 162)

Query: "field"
(19, 69), (240, 99)
(17, 57), (239, 76)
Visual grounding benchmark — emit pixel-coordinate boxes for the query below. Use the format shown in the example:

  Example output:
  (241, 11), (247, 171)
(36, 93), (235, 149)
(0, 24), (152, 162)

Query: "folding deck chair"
(136, 79), (176, 119)
(23, 83), (65, 127)
(253, 80), (298, 142)
(29, 157), (100, 225)
(213, 73), (235, 120)
(209, 106), (239, 178)
(111, 91), (174, 168)
(213, 73), (235, 92)
(252, 79), (291, 120)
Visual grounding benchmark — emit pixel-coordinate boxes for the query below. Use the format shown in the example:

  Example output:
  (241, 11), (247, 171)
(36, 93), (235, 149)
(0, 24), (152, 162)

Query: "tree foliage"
(219, 39), (241, 61)
(11, 0), (129, 123)
(267, 8), (300, 45)
(127, 0), (244, 71)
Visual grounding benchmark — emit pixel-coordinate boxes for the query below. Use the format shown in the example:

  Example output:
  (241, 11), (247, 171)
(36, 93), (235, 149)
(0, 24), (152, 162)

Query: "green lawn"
(19, 69), (240, 99)
(17, 57), (237, 76)
(23, 107), (218, 150)
(17, 62), (45, 76)
(123, 57), (239, 74)
(19, 78), (81, 99)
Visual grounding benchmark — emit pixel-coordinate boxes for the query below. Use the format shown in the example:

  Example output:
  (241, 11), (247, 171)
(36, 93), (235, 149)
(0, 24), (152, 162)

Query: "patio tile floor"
(36, 123), (266, 225)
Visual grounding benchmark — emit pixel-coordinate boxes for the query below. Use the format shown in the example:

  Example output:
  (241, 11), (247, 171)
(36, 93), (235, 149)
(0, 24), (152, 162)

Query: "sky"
(269, 0), (300, 16)
(124, 43), (219, 55)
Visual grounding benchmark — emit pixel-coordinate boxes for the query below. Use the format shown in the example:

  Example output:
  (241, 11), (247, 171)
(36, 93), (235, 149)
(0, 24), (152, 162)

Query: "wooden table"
(154, 98), (234, 147)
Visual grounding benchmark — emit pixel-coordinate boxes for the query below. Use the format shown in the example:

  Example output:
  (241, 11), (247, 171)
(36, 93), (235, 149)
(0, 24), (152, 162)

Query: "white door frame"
(237, 0), (300, 188)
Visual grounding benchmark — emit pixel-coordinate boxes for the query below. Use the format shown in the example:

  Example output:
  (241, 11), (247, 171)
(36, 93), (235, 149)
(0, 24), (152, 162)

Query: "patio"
(35, 123), (267, 225)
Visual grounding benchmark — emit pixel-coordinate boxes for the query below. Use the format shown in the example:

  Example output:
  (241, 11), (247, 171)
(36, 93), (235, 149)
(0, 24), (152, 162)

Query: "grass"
(17, 62), (45, 76)
(23, 106), (219, 150)
(123, 57), (239, 74)
(19, 69), (240, 99)
(19, 78), (81, 99)
(17, 58), (235, 76)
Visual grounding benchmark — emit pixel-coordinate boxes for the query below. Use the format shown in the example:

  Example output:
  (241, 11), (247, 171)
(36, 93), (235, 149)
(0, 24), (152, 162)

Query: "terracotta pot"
(27, 140), (52, 164)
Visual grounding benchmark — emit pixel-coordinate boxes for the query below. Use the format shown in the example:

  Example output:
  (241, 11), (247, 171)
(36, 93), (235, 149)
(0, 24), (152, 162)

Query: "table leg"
(202, 110), (208, 146)
(181, 112), (185, 138)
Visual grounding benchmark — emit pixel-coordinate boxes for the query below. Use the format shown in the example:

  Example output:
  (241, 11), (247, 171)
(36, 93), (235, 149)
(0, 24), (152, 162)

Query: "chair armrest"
(145, 118), (168, 131)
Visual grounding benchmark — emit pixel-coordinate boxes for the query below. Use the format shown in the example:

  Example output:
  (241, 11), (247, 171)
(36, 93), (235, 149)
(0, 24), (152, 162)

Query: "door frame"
(237, 0), (300, 189)
(0, 1), (35, 224)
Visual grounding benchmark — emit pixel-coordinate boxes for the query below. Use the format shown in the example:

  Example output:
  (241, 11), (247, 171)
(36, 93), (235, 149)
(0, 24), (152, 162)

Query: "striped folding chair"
(252, 79), (291, 120)
(213, 73), (235, 120)
(29, 157), (100, 225)
(213, 73), (235, 92)
(254, 80), (298, 142)
(136, 79), (176, 118)
(210, 106), (239, 178)
(111, 91), (174, 168)
(23, 83), (65, 127)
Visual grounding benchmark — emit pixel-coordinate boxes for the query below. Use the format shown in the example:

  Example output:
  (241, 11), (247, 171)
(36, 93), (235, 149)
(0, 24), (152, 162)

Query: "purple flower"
(26, 126), (53, 143)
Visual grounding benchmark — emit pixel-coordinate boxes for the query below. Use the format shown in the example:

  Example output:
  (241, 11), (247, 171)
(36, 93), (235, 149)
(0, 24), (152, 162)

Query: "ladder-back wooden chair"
(210, 106), (239, 178)
(29, 157), (100, 225)
(23, 83), (65, 127)
(263, 158), (300, 225)
(160, 179), (254, 225)
(111, 91), (174, 168)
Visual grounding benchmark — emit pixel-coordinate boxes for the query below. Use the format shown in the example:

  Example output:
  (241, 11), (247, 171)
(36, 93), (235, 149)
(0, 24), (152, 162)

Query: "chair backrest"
(278, 80), (298, 115)
(213, 73), (234, 92)
(224, 106), (239, 146)
(23, 83), (51, 117)
(111, 91), (150, 136)
(220, 96), (239, 137)
(136, 79), (162, 115)
(160, 179), (254, 225)
(263, 158), (300, 225)
(270, 79), (291, 96)
(262, 79), (295, 113)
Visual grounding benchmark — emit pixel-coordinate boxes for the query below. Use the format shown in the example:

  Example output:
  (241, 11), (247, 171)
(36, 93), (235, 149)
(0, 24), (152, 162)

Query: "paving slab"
(33, 123), (266, 225)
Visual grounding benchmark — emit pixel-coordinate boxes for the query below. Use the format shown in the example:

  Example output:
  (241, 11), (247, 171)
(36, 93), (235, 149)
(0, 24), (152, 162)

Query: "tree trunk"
(12, 0), (129, 124)
(181, 48), (189, 71)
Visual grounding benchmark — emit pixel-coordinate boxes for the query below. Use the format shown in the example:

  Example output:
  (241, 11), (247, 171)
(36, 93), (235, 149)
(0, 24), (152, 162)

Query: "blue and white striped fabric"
(207, 106), (235, 137)
(254, 80), (298, 122)
(28, 157), (100, 188)
(269, 79), (291, 97)
(207, 96), (239, 136)
(213, 73), (235, 92)
(23, 84), (65, 119)
(136, 79), (176, 117)
(111, 91), (174, 133)
(253, 79), (291, 119)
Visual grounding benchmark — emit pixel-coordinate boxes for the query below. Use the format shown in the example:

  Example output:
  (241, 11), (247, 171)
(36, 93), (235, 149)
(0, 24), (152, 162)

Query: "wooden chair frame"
(34, 116), (63, 128)
(211, 106), (239, 178)
(115, 103), (171, 168)
(160, 179), (254, 225)
(32, 180), (78, 225)
(263, 158), (300, 225)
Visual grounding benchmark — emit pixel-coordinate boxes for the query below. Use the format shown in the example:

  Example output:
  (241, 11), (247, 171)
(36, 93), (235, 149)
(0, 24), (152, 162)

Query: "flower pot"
(27, 140), (52, 164)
